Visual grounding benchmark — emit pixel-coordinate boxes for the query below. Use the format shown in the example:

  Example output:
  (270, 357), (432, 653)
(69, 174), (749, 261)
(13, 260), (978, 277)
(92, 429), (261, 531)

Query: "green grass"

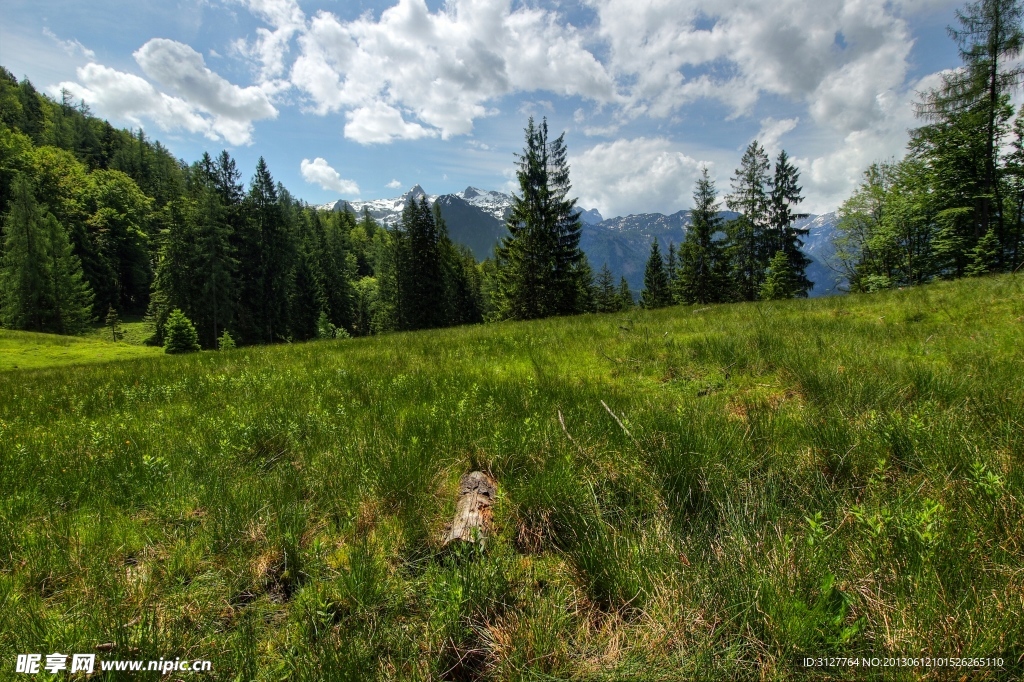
(1, 275), (1023, 680)
(0, 328), (162, 371)
(82, 315), (155, 347)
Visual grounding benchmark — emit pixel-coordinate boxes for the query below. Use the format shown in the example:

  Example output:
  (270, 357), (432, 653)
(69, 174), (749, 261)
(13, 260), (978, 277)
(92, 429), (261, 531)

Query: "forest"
(2, 0), (1024, 349)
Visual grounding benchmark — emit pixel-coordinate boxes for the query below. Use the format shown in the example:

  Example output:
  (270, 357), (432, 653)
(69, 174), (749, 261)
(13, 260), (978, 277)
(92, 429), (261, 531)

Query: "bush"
(164, 309), (200, 354)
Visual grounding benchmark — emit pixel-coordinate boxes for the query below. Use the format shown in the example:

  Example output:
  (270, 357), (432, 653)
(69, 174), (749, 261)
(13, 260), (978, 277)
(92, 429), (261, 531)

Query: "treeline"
(835, 0), (1024, 289)
(638, 145), (812, 309)
(0, 66), (482, 347)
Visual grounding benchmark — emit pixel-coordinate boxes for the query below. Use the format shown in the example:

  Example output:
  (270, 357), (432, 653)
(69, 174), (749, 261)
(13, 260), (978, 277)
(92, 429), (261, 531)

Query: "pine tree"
(436, 203), (482, 327)
(665, 243), (677, 292)
(0, 175), (89, 333)
(618, 276), (634, 310)
(42, 212), (93, 334)
(496, 117), (590, 320)
(237, 158), (292, 343)
(767, 150), (813, 296)
(759, 250), (800, 300)
(217, 330), (236, 350)
(164, 308), (200, 354)
(676, 166), (730, 305)
(726, 141), (771, 301)
(915, 0), (1024, 242)
(640, 240), (672, 309)
(594, 263), (619, 313)
(404, 196), (444, 330)
(105, 305), (121, 341)
(0, 175), (50, 330)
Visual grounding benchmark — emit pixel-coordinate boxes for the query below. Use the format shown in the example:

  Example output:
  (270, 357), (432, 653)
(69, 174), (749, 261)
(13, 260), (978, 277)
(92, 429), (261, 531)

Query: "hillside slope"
(1, 276), (1022, 679)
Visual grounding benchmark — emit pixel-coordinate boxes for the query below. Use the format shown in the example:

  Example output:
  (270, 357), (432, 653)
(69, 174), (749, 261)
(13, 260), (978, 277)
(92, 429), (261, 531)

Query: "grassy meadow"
(1, 275), (1023, 680)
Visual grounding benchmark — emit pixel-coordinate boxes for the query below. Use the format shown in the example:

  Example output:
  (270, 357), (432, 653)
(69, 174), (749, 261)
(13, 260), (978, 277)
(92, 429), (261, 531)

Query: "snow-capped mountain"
(318, 185), (437, 226)
(316, 186), (842, 296)
(457, 187), (514, 222)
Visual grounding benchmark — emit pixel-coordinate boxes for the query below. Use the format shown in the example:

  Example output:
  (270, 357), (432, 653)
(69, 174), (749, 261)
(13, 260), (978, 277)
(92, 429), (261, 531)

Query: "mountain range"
(319, 187), (844, 297)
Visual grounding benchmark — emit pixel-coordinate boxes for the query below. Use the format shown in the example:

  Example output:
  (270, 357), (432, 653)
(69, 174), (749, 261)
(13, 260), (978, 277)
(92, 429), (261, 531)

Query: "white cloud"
(386, 179), (402, 189)
(57, 39), (278, 146)
(288, 0), (618, 143)
(757, 117), (799, 156)
(344, 101), (437, 143)
(796, 71), (945, 213)
(232, 0), (306, 87)
(571, 137), (707, 217)
(300, 157), (360, 195)
(134, 39), (278, 142)
(586, 0), (916, 132)
(57, 63), (216, 139)
(43, 28), (95, 60)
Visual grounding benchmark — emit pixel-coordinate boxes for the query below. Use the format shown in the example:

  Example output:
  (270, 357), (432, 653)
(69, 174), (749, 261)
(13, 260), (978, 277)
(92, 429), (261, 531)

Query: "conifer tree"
(726, 141), (771, 301)
(759, 250), (800, 300)
(0, 175), (89, 333)
(618, 276), (634, 310)
(640, 240), (673, 309)
(237, 158), (292, 343)
(767, 150), (813, 296)
(404, 196), (444, 330)
(105, 305), (121, 341)
(594, 264), (619, 313)
(496, 117), (590, 320)
(915, 0), (1024, 242)
(0, 175), (54, 330)
(665, 243), (677, 292)
(436, 203), (482, 326)
(677, 166), (729, 305)
(966, 228), (1001, 274)
(164, 308), (200, 354)
(217, 329), (236, 350)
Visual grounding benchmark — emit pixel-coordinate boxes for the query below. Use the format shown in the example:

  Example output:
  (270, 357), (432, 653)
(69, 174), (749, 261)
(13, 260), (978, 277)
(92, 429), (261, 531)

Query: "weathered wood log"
(443, 471), (496, 547)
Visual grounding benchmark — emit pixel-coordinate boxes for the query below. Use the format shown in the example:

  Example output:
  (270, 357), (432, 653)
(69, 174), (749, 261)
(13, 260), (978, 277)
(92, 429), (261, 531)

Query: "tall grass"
(1, 275), (1023, 679)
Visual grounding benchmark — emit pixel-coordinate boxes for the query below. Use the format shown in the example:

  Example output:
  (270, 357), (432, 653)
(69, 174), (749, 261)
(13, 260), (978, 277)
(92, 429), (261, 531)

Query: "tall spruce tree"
(767, 150), (813, 296)
(726, 141), (771, 301)
(495, 117), (590, 320)
(1, 176), (92, 332)
(0, 175), (51, 330)
(404, 196), (444, 330)
(43, 211), (93, 334)
(237, 158), (292, 343)
(676, 166), (729, 305)
(640, 240), (673, 309)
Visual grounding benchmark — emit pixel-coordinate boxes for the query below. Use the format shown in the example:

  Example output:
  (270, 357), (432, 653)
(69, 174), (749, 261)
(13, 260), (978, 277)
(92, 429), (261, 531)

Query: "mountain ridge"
(317, 187), (843, 296)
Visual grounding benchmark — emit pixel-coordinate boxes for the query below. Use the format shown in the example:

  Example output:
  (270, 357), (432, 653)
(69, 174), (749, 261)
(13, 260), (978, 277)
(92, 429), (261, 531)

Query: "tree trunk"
(443, 471), (496, 548)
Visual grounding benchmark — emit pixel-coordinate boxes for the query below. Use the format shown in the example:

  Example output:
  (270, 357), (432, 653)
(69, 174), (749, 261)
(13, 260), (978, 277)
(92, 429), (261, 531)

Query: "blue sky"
(1, 0), (968, 217)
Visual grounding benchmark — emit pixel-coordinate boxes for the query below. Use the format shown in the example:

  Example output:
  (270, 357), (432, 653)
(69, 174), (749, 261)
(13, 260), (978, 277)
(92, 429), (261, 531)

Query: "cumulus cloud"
(232, 0), (306, 88)
(289, 0), (618, 143)
(344, 101), (437, 143)
(571, 137), (707, 217)
(300, 157), (360, 195)
(587, 0), (915, 133)
(386, 179), (402, 189)
(56, 39), (278, 146)
(57, 64), (216, 139)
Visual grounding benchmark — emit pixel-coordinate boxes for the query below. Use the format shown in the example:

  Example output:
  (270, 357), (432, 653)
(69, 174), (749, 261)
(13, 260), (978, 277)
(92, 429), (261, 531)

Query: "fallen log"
(443, 471), (496, 548)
